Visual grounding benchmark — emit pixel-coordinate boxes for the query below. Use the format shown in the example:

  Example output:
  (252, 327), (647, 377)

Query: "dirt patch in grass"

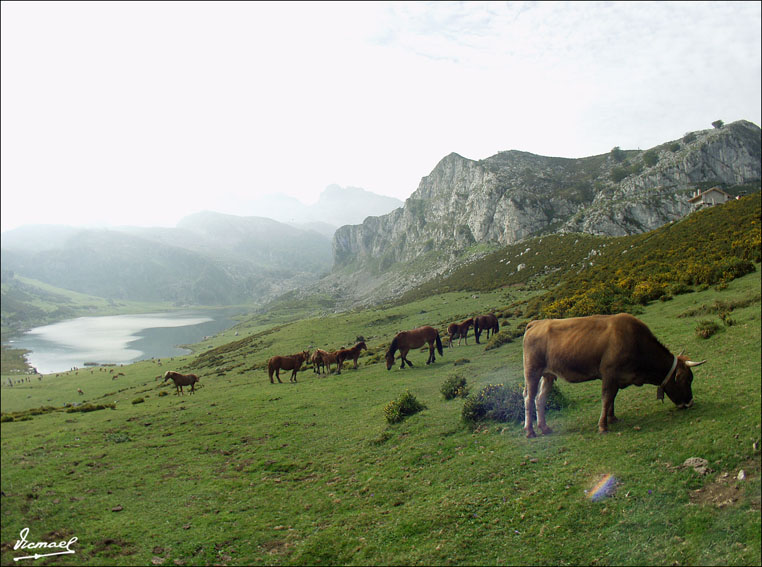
(91, 538), (137, 557)
(690, 456), (761, 508)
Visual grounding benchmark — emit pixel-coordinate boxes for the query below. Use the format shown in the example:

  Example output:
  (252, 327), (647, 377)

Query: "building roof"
(688, 187), (733, 203)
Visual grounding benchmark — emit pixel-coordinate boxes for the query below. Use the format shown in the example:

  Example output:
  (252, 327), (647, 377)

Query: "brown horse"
(268, 350), (310, 383)
(386, 326), (443, 370)
(336, 341), (367, 374)
(447, 318), (474, 347)
(474, 313), (500, 344)
(314, 349), (339, 375)
(163, 371), (200, 395)
(311, 350), (325, 374)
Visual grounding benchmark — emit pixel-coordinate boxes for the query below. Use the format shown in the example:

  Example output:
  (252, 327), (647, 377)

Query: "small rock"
(737, 470), (746, 481)
(111, 505), (123, 512)
(682, 457), (712, 475)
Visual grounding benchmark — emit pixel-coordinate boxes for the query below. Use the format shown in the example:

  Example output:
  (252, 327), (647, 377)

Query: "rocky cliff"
(333, 120), (761, 273)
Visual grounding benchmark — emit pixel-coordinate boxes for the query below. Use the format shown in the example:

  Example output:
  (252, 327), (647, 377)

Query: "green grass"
(2, 267), (760, 565)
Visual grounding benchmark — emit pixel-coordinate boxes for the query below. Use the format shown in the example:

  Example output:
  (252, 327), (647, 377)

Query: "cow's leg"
(523, 373), (541, 438)
(524, 364), (542, 437)
(598, 380), (619, 433)
(536, 375), (556, 435)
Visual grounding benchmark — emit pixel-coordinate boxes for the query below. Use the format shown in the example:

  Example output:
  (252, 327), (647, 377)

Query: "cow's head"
(660, 356), (706, 408)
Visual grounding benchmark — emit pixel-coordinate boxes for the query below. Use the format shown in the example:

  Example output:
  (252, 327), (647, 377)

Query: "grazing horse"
(163, 371), (200, 395)
(336, 341), (367, 374)
(77, 388), (84, 395)
(474, 313), (500, 344)
(385, 326), (443, 370)
(447, 318), (474, 347)
(268, 351), (310, 383)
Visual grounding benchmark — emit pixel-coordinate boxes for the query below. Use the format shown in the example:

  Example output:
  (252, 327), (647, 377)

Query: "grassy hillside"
(401, 192), (761, 320)
(1, 267), (759, 565)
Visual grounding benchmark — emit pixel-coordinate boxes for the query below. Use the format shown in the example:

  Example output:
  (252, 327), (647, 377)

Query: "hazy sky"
(2, 1), (760, 232)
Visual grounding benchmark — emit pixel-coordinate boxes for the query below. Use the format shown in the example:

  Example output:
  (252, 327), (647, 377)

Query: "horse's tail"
(267, 360), (274, 381)
(495, 318), (500, 333)
(435, 332), (443, 356)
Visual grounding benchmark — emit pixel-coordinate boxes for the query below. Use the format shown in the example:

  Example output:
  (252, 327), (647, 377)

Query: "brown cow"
(522, 313), (705, 437)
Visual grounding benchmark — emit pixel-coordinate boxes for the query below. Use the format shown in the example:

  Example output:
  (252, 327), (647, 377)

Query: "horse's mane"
(387, 336), (399, 356)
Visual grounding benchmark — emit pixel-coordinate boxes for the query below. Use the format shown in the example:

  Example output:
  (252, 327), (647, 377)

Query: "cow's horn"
(685, 360), (706, 367)
(678, 348), (686, 356)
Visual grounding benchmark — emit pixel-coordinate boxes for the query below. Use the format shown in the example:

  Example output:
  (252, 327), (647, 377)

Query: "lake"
(8, 309), (244, 374)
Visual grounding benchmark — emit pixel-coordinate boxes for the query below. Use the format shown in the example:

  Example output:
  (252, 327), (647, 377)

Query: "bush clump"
(695, 320), (721, 339)
(484, 328), (524, 351)
(441, 375), (470, 400)
(65, 403), (116, 413)
(384, 390), (426, 424)
(462, 382), (567, 427)
(132, 397), (145, 405)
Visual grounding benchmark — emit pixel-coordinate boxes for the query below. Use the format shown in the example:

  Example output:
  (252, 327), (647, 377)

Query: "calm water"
(8, 310), (244, 374)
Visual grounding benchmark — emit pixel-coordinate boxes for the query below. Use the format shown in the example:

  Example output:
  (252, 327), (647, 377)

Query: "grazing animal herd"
(156, 309), (705, 437)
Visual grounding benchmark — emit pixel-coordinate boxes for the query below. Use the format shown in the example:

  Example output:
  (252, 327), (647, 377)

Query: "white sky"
(1, 1), (760, 232)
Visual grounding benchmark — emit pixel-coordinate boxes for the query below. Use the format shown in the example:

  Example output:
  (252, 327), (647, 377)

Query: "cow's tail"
(436, 332), (443, 356)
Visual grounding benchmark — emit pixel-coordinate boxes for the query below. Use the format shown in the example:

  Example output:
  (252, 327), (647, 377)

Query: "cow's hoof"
(526, 430), (536, 438)
(598, 428), (608, 434)
(540, 426), (553, 435)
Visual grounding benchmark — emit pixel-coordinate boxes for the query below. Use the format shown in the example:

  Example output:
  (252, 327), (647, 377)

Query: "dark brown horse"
(163, 371), (200, 395)
(474, 313), (500, 344)
(268, 351), (310, 383)
(447, 318), (474, 347)
(386, 326), (443, 370)
(336, 341), (367, 374)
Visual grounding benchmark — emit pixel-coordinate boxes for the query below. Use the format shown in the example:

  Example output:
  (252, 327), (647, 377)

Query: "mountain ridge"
(331, 120), (761, 303)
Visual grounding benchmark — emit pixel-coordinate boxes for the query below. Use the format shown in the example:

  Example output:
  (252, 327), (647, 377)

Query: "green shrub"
(132, 397), (145, 405)
(484, 327), (525, 350)
(695, 320), (721, 339)
(441, 375), (470, 400)
(65, 403), (116, 413)
(462, 382), (567, 427)
(611, 146), (626, 162)
(669, 142), (681, 152)
(642, 150), (659, 167)
(453, 358), (470, 366)
(384, 390), (426, 424)
(611, 167), (629, 183)
(158, 390), (168, 397)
